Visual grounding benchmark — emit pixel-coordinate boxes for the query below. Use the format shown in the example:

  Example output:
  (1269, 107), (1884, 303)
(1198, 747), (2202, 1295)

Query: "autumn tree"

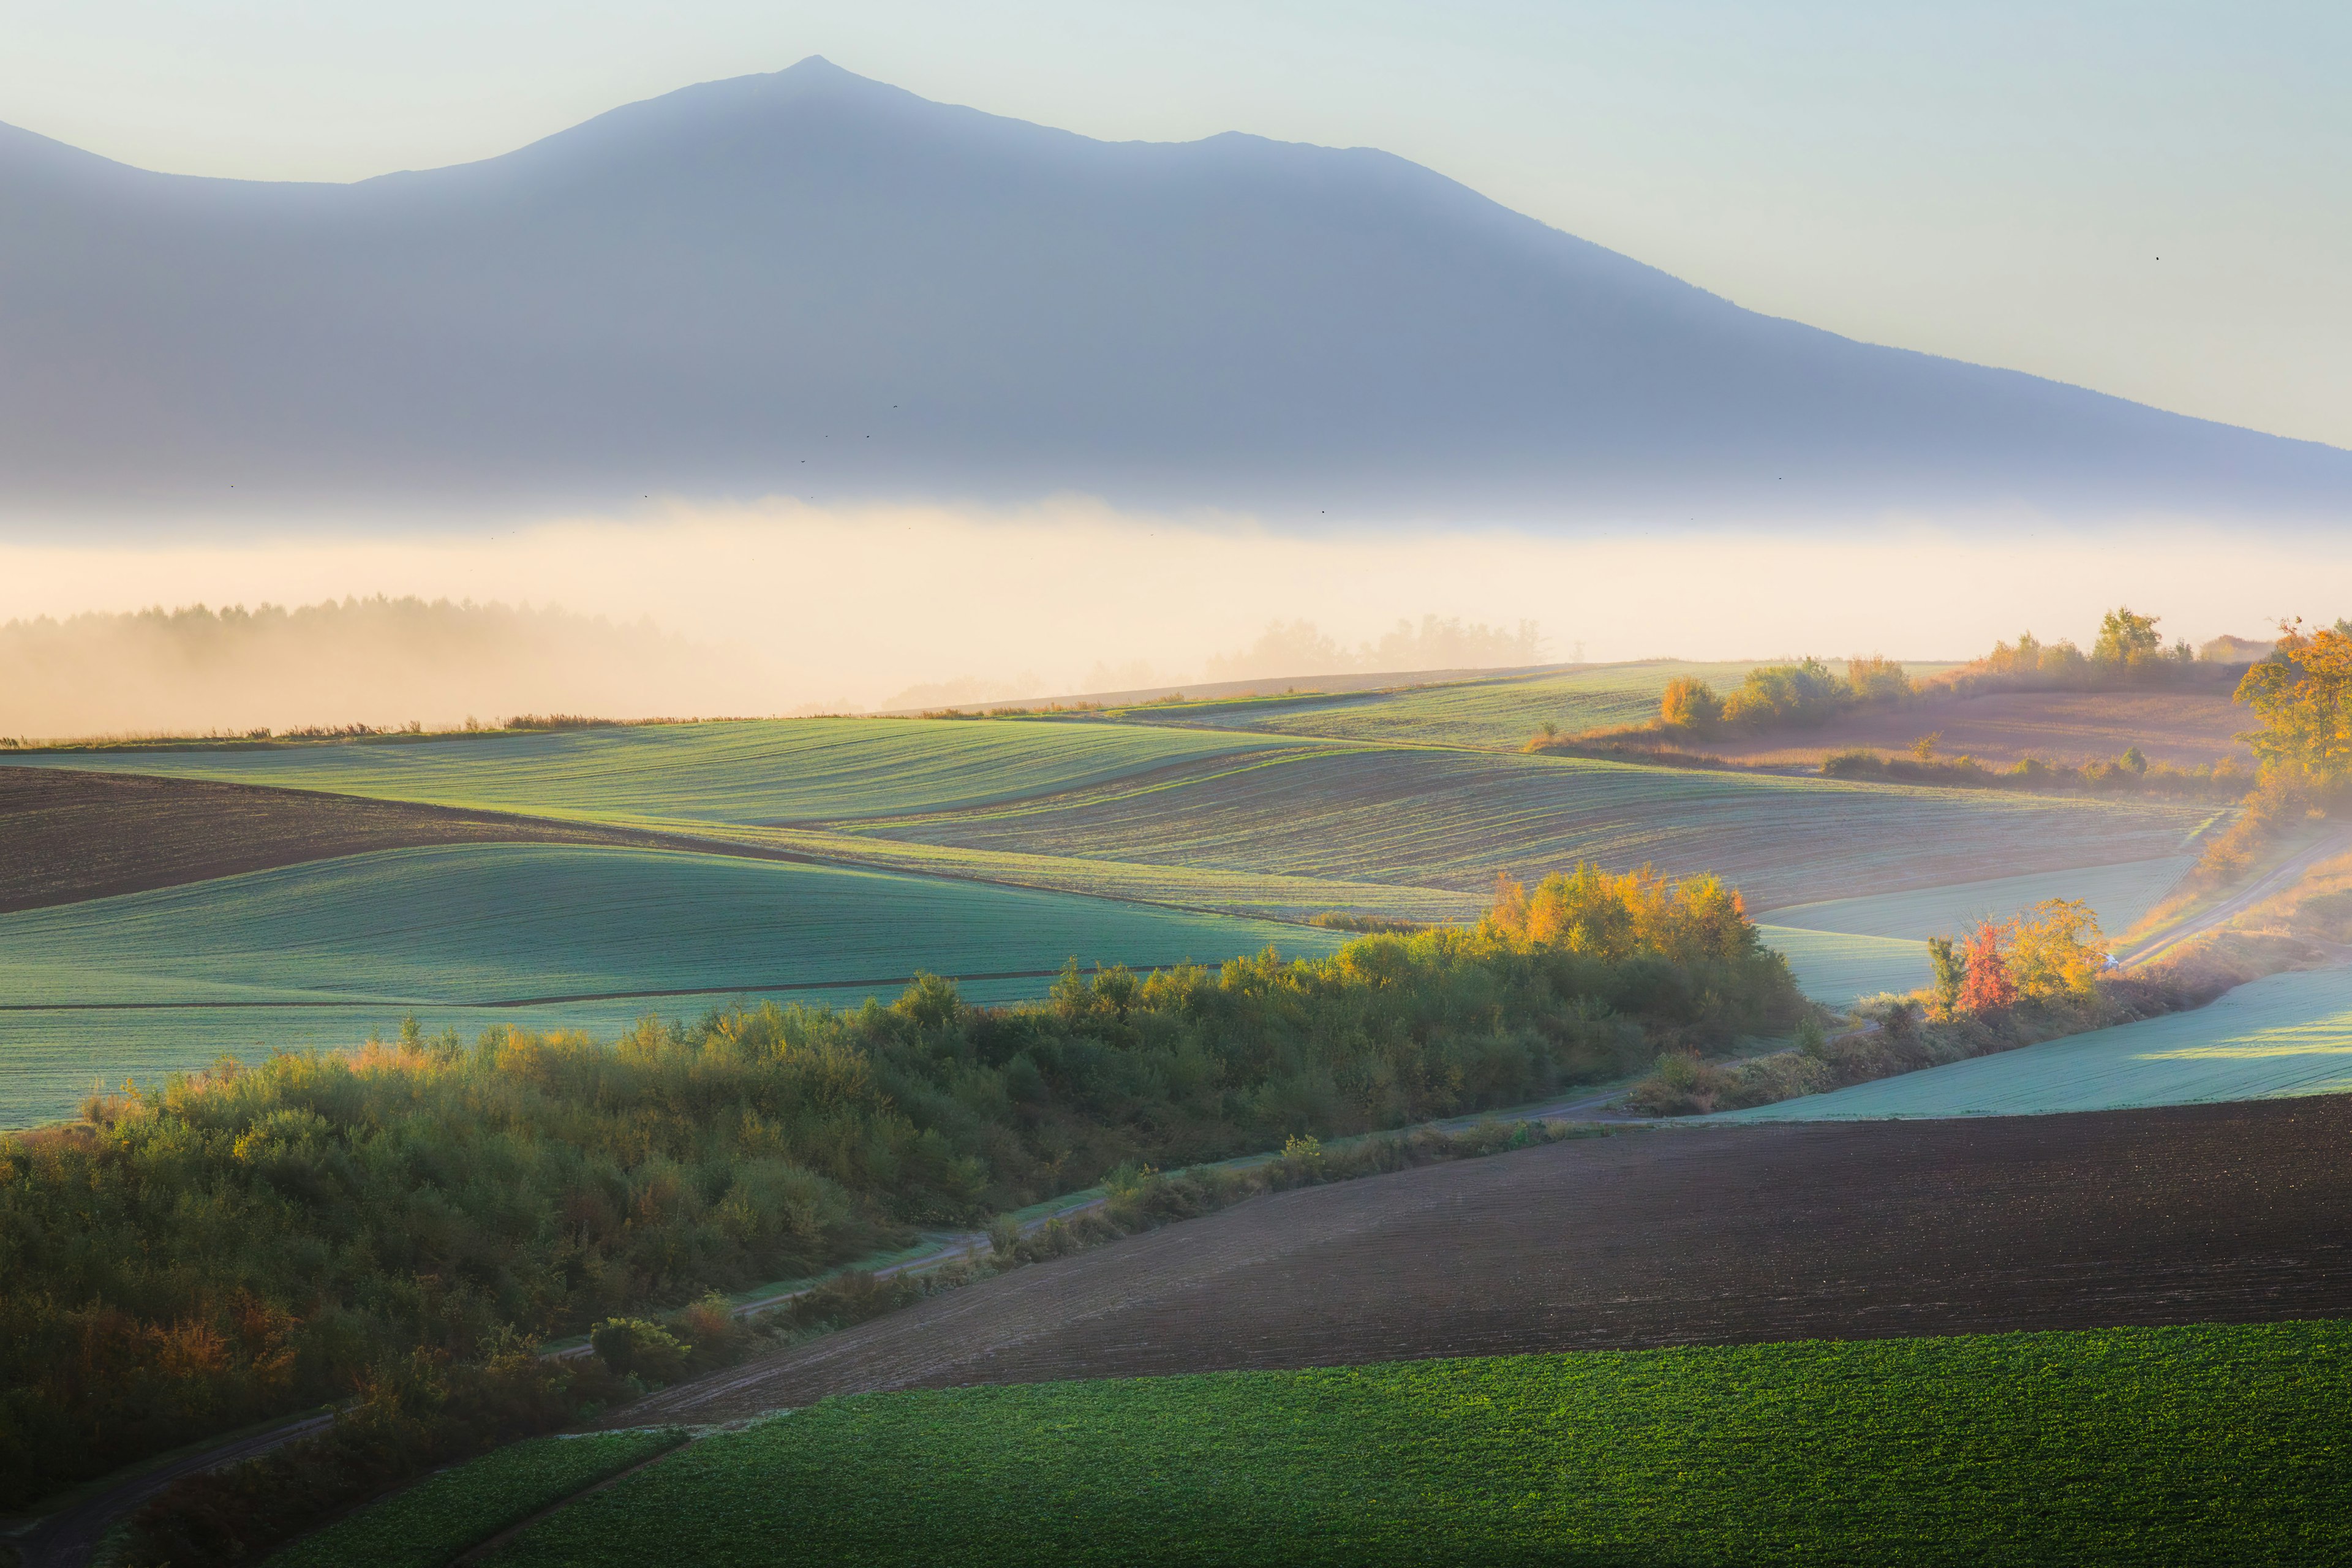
(1954, 921), (2016, 1012)
(2005, 899), (2108, 1001)
(2236, 619), (2352, 785)
(1659, 676), (1722, 733)
(2093, 606), (2164, 666)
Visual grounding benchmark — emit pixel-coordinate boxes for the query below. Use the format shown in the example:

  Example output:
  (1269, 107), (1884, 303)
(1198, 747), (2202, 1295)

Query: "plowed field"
(0, 766), (649, 911)
(624, 1095), (2352, 1428)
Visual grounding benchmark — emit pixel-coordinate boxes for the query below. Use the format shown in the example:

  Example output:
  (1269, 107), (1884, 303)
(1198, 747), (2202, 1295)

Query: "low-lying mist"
(0, 496), (2321, 738)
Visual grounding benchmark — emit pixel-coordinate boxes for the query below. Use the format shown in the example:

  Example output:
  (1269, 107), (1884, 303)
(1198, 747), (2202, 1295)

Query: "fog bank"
(0, 498), (2318, 736)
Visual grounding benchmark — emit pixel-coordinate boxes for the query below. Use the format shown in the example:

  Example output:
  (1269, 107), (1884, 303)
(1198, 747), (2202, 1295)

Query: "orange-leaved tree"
(1954, 921), (2015, 1012)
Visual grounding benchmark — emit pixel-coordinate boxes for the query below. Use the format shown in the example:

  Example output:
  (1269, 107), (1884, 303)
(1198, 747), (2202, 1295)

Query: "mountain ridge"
(1, 56), (2343, 527)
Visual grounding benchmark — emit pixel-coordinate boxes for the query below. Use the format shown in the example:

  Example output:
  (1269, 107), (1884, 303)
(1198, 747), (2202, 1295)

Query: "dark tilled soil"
(0, 766), (672, 910)
(628, 1096), (2352, 1426)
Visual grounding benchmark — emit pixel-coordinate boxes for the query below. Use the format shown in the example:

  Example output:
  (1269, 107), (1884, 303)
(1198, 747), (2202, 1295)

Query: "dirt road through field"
(2117, 829), (2352, 968)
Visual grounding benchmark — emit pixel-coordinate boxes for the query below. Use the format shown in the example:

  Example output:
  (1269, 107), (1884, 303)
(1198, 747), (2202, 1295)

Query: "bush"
(1659, 677), (1722, 733)
(588, 1320), (688, 1382)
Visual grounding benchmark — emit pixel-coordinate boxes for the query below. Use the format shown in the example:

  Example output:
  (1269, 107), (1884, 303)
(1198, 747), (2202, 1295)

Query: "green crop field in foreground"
(263, 1430), (685, 1568)
(482, 1321), (2351, 1567)
(5, 717), (1298, 826)
(860, 747), (2209, 911)
(1719, 967), (2352, 1123)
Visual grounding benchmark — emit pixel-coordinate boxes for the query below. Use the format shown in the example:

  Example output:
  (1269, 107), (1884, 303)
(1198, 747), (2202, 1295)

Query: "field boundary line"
(447, 1432), (696, 1567)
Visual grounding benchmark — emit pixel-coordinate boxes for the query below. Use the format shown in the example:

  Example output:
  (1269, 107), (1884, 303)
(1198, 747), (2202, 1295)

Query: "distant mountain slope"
(3, 56), (2346, 522)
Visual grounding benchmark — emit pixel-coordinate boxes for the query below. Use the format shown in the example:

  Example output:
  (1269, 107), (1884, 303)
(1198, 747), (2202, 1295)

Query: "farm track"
(623, 1096), (2352, 1427)
(2116, 829), (2352, 968)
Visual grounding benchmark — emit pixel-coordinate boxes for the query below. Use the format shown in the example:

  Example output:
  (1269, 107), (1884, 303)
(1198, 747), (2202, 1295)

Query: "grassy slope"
(1095, 661), (1768, 748)
(1754, 925), (1931, 1006)
(1107, 660), (1962, 750)
(0, 843), (1343, 1126)
(3, 718), (1299, 826)
(0, 844), (1341, 1008)
(855, 748), (2211, 911)
(262, 1431), (686, 1568)
(483, 1321), (2351, 1568)
(1718, 966), (2352, 1121)
(1765, 856), (2195, 942)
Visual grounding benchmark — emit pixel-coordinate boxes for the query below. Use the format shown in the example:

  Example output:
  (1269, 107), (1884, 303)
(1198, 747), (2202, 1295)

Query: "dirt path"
(7, 1413), (334, 1568)
(617, 1096), (2352, 1429)
(2115, 829), (2352, 969)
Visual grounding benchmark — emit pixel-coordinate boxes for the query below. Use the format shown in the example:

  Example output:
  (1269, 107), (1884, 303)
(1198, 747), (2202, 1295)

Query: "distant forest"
(0, 597), (744, 742)
(1205, 616), (1546, 682)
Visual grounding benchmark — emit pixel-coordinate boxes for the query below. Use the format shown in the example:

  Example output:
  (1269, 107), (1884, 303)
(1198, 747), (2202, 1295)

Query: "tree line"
(0, 870), (1796, 1509)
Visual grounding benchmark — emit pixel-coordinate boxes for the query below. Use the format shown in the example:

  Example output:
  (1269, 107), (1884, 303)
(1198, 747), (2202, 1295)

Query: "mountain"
(2, 56), (2346, 525)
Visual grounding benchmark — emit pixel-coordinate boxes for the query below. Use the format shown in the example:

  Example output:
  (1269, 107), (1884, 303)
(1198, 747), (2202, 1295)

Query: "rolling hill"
(6, 58), (2349, 522)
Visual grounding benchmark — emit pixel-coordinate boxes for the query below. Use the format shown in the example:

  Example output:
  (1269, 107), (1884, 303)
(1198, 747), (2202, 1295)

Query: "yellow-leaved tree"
(2236, 620), (2352, 784)
(2004, 898), (2108, 1001)
(1483, 864), (1755, 965)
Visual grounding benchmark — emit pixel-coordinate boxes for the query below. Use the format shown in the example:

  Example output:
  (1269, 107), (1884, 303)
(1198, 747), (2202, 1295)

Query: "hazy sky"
(6, 2), (2346, 449)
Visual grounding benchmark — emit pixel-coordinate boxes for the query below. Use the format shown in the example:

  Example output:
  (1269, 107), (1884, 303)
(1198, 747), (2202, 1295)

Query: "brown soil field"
(0, 766), (672, 911)
(625, 1095), (2352, 1427)
(1692, 689), (2252, 768)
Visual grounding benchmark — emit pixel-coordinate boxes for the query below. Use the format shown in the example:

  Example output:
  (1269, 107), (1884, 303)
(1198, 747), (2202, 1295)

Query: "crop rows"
(486, 1320), (2352, 1566)
(1117, 660), (1771, 748)
(7, 717), (1299, 826)
(1762, 854), (2193, 941)
(262, 1430), (687, 1568)
(854, 747), (2211, 910)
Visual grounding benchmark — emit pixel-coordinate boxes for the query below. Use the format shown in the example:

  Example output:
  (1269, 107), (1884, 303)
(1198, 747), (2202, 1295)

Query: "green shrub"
(588, 1321), (687, 1382)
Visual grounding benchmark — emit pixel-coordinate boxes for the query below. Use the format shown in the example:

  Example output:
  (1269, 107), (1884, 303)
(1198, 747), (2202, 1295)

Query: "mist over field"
(0, 499), (2317, 737)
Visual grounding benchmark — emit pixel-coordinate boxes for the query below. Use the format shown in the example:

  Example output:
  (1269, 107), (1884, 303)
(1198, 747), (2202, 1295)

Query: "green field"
(1106, 661), (1768, 748)
(9, 718), (1299, 825)
(0, 844), (1341, 1007)
(1114, 659), (1964, 750)
(1747, 856), (2196, 1007)
(1762, 856), (2193, 942)
(856, 747), (2210, 911)
(263, 1430), (687, 1568)
(1753, 925), (1931, 1005)
(0, 976), (1067, 1131)
(0, 843), (1343, 1126)
(1717, 965), (2352, 1122)
(477, 1321), (2351, 1567)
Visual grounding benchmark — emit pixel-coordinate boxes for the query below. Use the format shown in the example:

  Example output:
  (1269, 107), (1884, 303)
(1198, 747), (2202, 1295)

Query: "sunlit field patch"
(1715, 966), (2352, 1120)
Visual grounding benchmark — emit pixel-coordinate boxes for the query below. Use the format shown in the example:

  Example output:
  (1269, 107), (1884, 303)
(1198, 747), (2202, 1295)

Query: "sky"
(5, 1), (2347, 450)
